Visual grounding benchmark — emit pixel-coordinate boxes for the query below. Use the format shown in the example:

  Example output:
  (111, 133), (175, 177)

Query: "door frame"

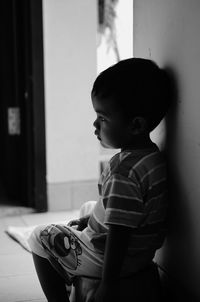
(29, 0), (47, 211)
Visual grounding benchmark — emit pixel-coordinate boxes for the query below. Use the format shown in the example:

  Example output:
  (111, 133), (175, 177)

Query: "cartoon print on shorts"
(40, 224), (82, 271)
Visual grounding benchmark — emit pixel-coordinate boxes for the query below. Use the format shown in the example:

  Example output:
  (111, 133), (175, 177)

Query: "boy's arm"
(94, 224), (132, 302)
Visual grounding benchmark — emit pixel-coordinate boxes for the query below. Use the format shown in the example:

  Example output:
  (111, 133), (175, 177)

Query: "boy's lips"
(94, 131), (101, 140)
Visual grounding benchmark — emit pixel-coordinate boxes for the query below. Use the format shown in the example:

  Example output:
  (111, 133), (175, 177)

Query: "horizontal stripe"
(142, 169), (167, 194)
(151, 177), (167, 188)
(105, 208), (146, 227)
(105, 205), (167, 228)
(104, 176), (139, 189)
(103, 196), (145, 212)
(128, 152), (159, 178)
(146, 178), (167, 200)
(106, 208), (144, 216)
(146, 191), (168, 209)
(102, 174), (140, 196)
(130, 221), (166, 235)
(140, 163), (166, 182)
(146, 210), (167, 224)
(129, 159), (165, 187)
(103, 193), (142, 201)
(102, 175), (142, 204)
(109, 152), (143, 176)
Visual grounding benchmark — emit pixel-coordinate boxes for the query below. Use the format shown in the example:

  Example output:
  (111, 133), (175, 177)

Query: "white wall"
(134, 0), (200, 298)
(43, 0), (99, 184)
(97, 0), (133, 74)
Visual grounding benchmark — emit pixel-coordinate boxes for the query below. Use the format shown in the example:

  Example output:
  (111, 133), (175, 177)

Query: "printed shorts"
(28, 201), (103, 285)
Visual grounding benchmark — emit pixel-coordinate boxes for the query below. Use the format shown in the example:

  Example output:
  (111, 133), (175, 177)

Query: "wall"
(133, 0), (200, 299)
(42, 0), (99, 210)
(97, 0), (133, 74)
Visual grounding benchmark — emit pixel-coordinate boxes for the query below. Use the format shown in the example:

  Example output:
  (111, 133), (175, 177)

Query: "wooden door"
(0, 0), (47, 211)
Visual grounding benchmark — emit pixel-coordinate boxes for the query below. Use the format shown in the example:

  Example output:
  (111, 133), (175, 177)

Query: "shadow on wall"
(157, 68), (199, 302)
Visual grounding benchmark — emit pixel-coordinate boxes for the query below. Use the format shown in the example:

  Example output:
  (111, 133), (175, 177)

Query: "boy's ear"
(129, 117), (147, 135)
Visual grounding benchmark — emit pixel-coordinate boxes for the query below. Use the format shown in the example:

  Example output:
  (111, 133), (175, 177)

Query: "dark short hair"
(91, 58), (172, 132)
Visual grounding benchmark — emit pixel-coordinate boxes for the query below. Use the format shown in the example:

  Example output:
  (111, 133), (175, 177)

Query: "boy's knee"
(29, 225), (45, 243)
(28, 224), (52, 257)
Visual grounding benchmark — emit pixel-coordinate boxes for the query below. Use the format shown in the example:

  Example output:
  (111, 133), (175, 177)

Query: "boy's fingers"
(67, 219), (80, 226)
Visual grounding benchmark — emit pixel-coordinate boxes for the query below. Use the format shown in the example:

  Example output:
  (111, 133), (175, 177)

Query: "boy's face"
(92, 95), (131, 149)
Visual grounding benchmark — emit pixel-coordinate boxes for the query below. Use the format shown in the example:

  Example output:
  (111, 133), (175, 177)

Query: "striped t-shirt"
(80, 144), (168, 275)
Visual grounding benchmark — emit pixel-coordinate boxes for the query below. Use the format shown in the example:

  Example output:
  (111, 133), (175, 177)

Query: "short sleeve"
(103, 173), (146, 228)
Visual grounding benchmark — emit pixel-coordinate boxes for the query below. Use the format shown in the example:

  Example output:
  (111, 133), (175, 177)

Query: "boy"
(28, 58), (171, 302)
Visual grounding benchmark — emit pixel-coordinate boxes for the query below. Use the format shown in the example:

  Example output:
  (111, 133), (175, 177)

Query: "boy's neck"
(121, 134), (155, 151)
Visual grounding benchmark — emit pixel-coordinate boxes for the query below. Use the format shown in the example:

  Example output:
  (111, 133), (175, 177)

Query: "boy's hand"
(67, 215), (90, 231)
(67, 219), (80, 229)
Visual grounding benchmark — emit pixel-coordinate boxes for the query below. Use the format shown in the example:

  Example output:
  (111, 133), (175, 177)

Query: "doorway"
(0, 0), (47, 211)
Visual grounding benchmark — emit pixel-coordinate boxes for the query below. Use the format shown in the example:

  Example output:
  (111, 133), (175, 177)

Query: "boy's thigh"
(37, 224), (102, 282)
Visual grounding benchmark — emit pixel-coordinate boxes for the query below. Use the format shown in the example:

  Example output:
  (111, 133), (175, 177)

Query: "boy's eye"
(98, 116), (106, 122)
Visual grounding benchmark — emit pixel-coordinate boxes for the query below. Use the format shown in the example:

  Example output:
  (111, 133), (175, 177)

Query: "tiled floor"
(0, 206), (79, 302)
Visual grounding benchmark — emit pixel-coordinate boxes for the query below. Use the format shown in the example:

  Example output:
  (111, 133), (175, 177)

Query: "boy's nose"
(93, 118), (99, 129)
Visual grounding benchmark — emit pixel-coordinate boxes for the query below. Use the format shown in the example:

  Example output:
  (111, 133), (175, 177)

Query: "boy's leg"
(32, 252), (69, 302)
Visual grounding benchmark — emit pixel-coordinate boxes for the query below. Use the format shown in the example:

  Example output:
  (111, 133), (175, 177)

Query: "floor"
(0, 205), (79, 302)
